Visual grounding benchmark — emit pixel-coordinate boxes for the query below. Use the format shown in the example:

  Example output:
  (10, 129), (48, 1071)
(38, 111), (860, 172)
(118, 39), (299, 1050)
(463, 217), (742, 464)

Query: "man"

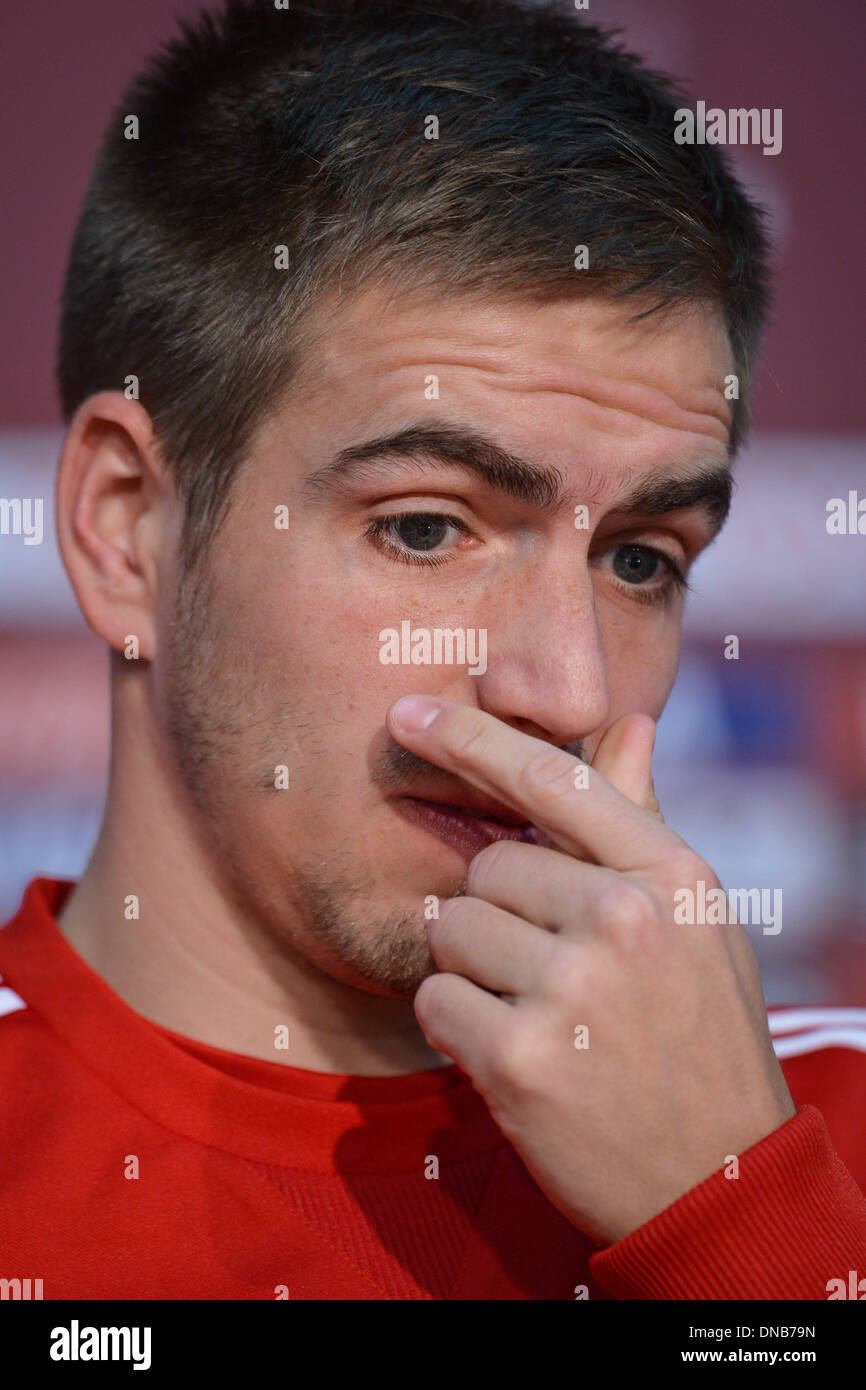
(1, 0), (864, 1301)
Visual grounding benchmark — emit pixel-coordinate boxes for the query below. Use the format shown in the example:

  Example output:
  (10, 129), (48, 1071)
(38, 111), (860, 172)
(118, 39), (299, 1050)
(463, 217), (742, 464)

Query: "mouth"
(393, 795), (552, 859)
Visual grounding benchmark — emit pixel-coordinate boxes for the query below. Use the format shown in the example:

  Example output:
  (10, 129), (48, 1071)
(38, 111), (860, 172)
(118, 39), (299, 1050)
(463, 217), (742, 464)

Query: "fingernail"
(391, 695), (442, 731)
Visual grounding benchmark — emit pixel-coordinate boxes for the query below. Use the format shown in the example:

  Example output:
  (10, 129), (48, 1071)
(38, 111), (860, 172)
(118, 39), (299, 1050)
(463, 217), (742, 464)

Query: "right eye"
(364, 512), (472, 567)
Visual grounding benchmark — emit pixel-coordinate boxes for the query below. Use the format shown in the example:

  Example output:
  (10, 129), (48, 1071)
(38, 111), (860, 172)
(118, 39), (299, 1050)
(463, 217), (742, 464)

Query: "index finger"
(386, 695), (677, 872)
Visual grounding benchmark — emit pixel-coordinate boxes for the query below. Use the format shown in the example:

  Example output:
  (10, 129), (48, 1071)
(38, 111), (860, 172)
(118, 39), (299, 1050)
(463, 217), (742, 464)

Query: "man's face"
(157, 288), (733, 997)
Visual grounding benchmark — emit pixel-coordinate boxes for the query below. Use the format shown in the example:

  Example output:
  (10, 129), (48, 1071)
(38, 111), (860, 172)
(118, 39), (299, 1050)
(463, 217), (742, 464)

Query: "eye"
(613, 544), (665, 584)
(595, 543), (687, 605)
(365, 512), (471, 568)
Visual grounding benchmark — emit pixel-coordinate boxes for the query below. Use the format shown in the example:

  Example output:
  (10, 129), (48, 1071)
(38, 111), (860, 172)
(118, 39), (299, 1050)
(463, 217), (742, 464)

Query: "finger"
(428, 896), (552, 996)
(591, 712), (663, 819)
(413, 970), (511, 1079)
(463, 839), (619, 931)
(387, 695), (675, 872)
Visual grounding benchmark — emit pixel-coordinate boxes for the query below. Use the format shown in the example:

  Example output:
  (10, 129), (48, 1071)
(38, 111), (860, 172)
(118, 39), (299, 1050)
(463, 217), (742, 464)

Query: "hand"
(386, 695), (796, 1245)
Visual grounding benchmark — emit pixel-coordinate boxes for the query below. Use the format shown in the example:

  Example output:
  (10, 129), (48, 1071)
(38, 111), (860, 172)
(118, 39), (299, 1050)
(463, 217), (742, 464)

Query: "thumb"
(591, 713), (663, 819)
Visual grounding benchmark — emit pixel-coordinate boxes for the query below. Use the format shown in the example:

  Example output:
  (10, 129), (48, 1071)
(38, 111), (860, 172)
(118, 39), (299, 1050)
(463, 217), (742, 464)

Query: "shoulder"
(769, 1006), (866, 1177)
(0, 969), (72, 1099)
(0, 975), (28, 1024)
(769, 1005), (866, 1063)
(0, 973), (32, 1059)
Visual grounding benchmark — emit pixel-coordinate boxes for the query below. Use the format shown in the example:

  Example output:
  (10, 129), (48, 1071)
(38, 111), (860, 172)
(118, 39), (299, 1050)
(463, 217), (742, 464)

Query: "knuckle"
(466, 838), (521, 891)
(446, 709), (490, 761)
(486, 1023), (544, 1089)
(666, 848), (711, 892)
(597, 878), (658, 938)
(543, 941), (587, 1003)
(516, 748), (579, 806)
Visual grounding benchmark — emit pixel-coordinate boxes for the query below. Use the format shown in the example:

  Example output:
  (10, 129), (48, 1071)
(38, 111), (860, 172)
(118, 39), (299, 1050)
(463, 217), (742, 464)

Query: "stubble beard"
(161, 552), (460, 998)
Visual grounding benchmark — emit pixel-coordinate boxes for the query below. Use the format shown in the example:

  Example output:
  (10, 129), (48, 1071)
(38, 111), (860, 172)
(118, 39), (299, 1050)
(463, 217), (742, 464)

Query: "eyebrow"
(303, 421), (733, 533)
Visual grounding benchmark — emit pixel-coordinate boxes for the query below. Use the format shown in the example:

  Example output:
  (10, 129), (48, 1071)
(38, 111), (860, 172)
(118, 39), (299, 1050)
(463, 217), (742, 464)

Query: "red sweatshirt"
(1, 877), (865, 1301)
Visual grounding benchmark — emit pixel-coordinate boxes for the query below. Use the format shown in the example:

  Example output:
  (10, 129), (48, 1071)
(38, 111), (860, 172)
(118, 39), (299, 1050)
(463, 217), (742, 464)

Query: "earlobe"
(55, 392), (167, 662)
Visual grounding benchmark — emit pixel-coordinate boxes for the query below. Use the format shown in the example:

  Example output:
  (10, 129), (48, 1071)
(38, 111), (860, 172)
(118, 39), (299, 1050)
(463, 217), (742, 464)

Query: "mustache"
(374, 736), (587, 793)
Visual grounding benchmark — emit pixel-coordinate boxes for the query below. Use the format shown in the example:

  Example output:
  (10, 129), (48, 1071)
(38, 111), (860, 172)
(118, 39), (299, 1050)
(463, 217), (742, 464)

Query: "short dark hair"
(57, 0), (770, 569)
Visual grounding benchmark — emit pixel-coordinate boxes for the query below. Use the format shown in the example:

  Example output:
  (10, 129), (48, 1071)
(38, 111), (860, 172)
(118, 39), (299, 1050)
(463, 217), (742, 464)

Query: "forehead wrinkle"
(366, 347), (730, 439)
(336, 328), (731, 438)
(306, 333), (728, 432)
(400, 328), (733, 436)
(480, 368), (730, 441)
(294, 287), (733, 441)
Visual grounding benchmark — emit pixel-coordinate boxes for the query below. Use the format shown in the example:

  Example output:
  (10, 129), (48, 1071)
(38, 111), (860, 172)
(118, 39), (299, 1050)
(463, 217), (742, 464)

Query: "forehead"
(304, 284), (729, 406)
(267, 286), (734, 487)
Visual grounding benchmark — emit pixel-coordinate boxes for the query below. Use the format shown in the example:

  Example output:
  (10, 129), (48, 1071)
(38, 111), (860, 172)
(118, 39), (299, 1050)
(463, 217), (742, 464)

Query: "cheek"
(602, 610), (681, 720)
(213, 525), (430, 725)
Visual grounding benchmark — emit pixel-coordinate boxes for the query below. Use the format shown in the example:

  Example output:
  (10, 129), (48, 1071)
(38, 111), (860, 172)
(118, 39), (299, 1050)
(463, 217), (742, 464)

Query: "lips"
(430, 796), (526, 828)
(394, 793), (552, 857)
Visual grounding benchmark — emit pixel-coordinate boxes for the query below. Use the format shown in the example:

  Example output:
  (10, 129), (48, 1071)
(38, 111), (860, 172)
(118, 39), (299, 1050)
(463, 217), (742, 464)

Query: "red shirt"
(1, 877), (865, 1300)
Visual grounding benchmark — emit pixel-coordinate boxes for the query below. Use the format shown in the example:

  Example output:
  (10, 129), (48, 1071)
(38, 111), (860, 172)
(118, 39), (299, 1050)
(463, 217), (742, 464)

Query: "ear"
(55, 392), (176, 662)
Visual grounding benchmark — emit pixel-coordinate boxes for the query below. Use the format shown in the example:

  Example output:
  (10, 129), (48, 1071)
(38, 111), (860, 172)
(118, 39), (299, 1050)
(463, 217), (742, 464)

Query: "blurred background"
(1, 0), (864, 1003)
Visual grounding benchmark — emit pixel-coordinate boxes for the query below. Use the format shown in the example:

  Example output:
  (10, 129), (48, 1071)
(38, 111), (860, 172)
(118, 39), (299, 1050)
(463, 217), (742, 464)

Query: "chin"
(341, 950), (438, 1001)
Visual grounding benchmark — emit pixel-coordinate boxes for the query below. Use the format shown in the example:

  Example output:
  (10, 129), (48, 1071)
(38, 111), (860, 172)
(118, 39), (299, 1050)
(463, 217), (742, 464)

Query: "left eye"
(611, 544), (665, 584)
(595, 543), (686, 599)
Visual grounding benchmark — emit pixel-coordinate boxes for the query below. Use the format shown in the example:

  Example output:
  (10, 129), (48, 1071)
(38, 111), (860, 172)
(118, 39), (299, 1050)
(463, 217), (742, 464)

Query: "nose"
(471, 559), (610, 750)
